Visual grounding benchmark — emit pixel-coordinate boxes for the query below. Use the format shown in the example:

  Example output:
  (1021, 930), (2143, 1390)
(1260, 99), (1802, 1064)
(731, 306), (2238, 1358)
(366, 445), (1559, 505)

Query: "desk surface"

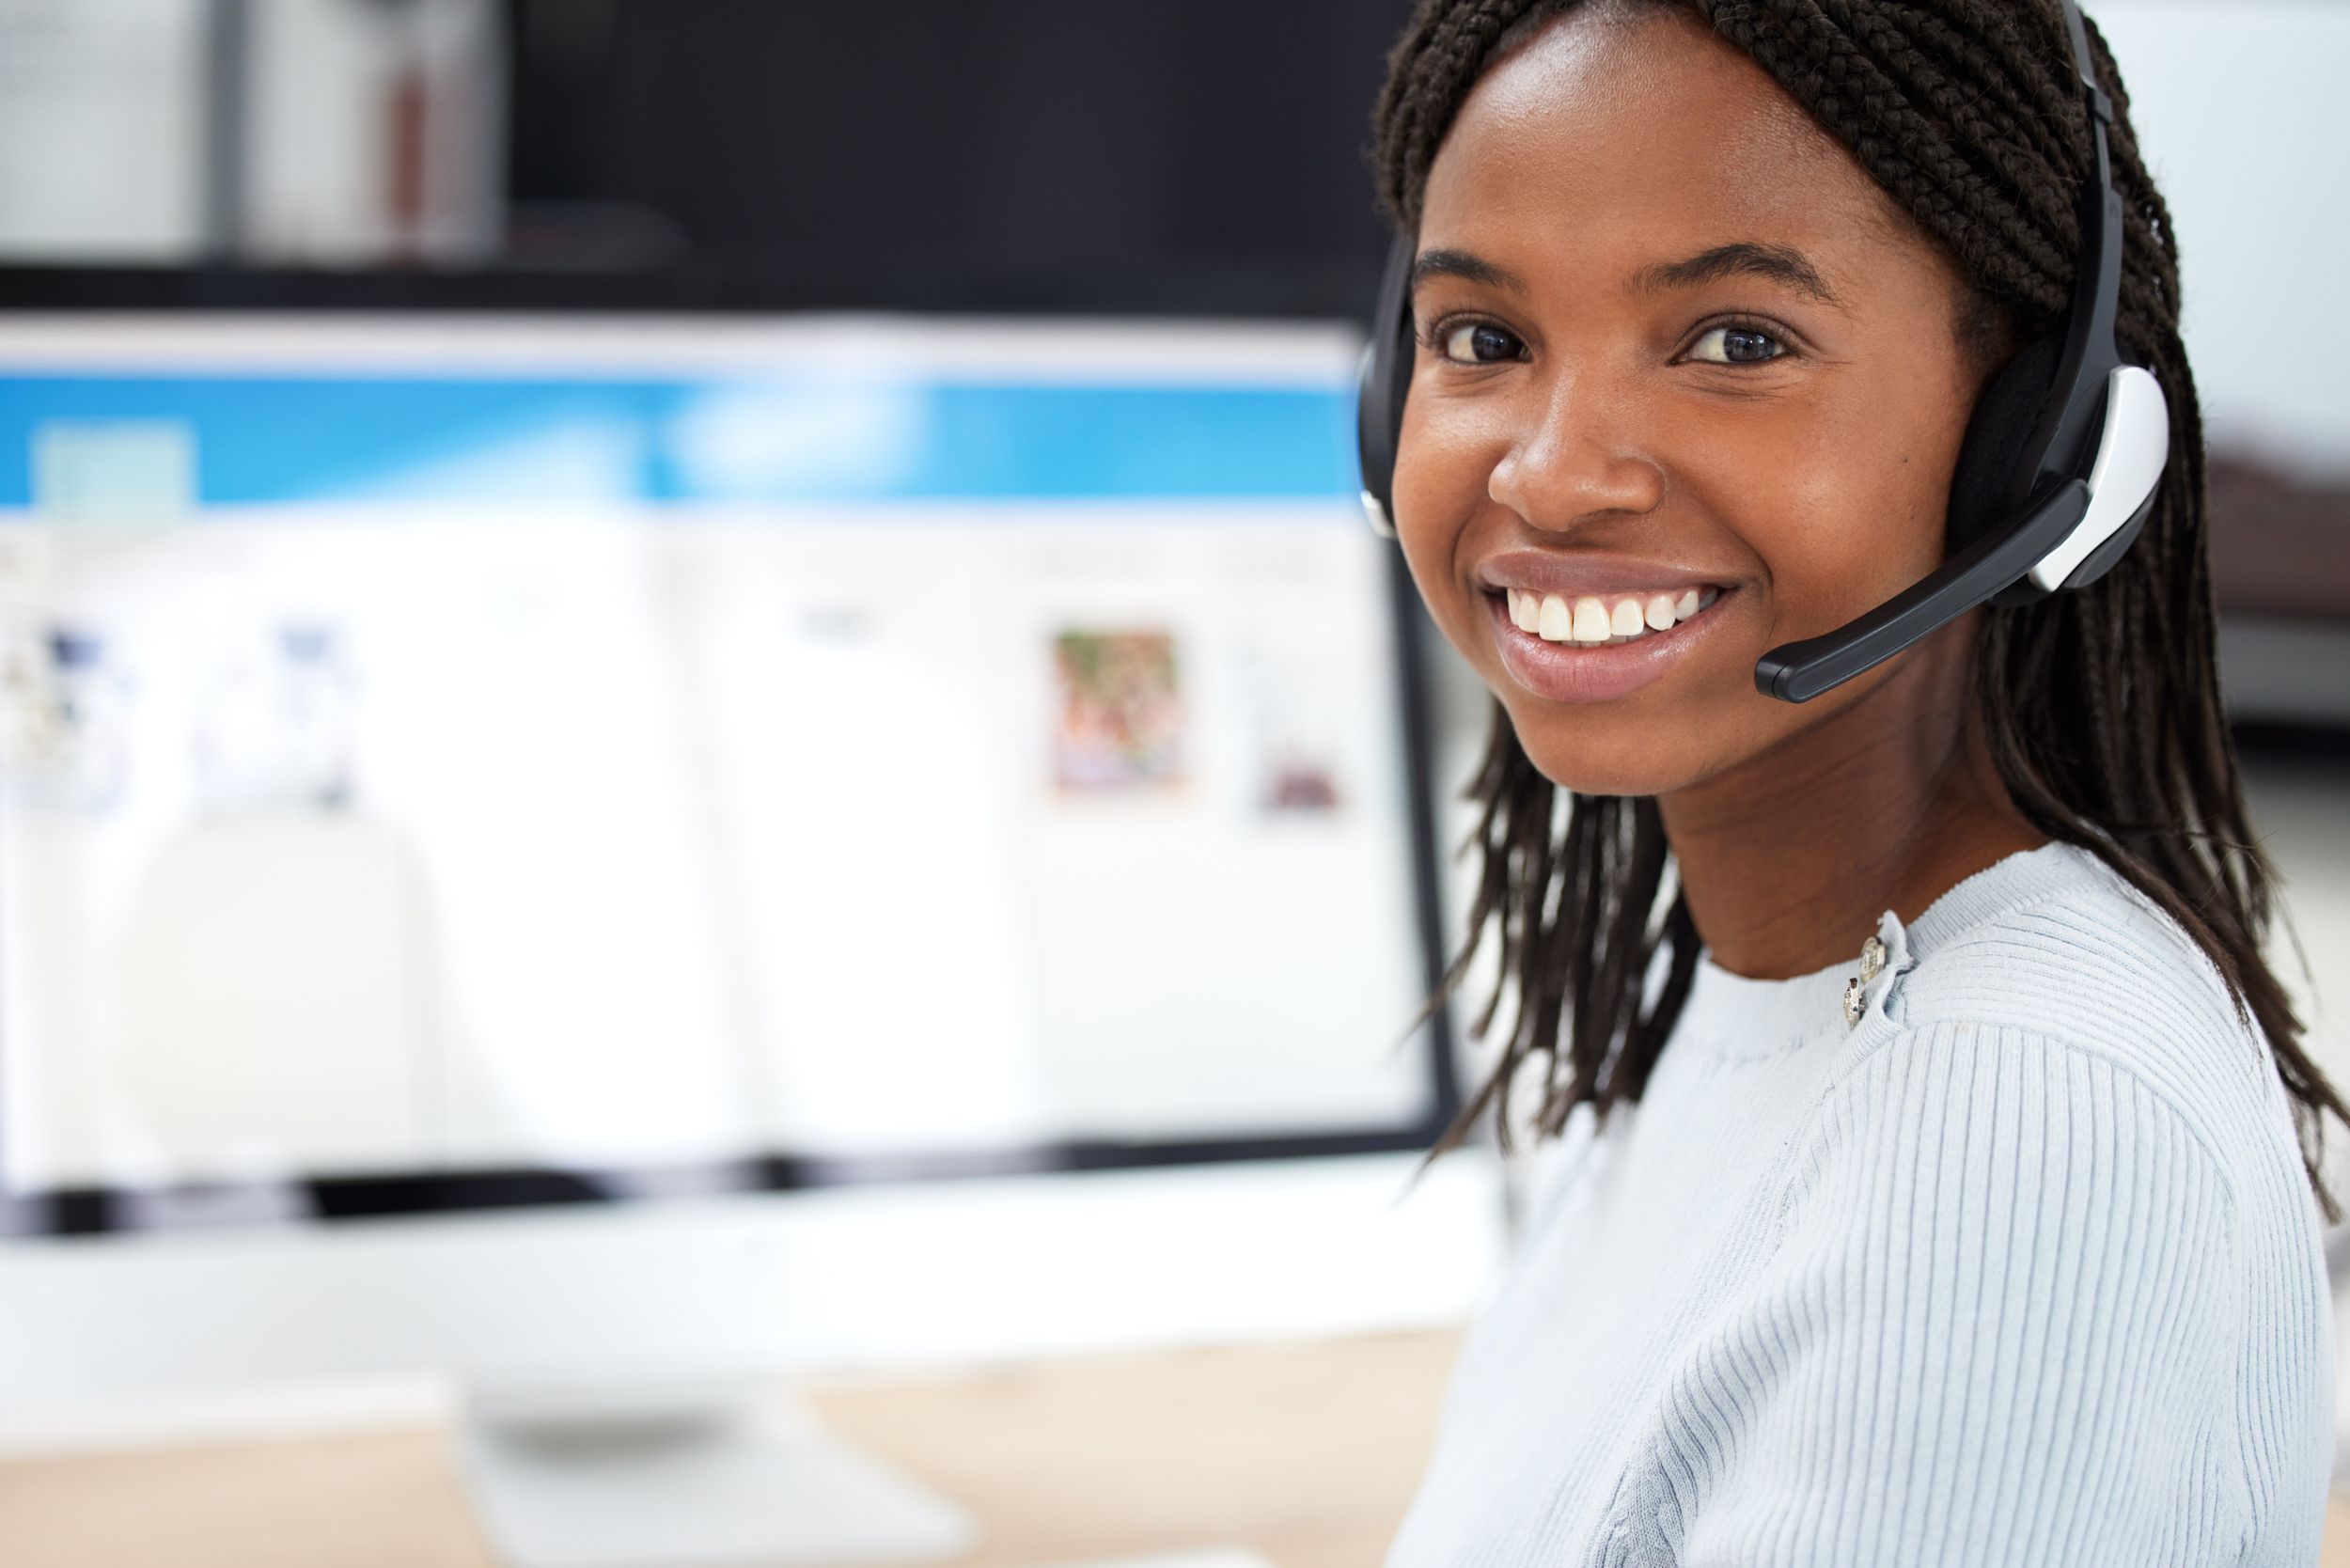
(1, 1326), (2345, 1568)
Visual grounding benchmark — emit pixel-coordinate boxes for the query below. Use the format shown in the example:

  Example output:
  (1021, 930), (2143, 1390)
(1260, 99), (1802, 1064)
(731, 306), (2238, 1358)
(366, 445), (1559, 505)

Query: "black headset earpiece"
(1947, 333), (2064, 558)
(1354, 0), (2169, 703)
(1355, 230), (1418, 541)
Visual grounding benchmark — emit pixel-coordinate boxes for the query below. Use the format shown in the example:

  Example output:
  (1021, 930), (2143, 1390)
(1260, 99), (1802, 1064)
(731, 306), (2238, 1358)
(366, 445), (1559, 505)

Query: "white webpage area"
(0, 484), (1435, 1191)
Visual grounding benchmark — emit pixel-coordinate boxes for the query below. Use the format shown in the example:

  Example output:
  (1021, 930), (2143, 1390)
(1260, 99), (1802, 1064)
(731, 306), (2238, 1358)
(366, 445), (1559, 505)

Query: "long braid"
(1383, 0), (2347, 1215)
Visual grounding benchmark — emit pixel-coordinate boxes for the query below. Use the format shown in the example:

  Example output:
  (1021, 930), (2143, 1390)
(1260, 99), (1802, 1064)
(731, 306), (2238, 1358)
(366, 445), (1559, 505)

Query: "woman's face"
(1397, 6), (1991, 798)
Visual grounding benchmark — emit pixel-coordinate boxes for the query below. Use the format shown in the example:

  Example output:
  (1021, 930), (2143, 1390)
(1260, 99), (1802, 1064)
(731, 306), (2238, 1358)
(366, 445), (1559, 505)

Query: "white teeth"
(1501, 585), (1723, 645)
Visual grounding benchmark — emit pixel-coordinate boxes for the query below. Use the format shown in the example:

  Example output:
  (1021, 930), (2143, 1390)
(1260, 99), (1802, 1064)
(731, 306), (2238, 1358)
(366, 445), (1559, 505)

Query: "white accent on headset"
(2026, 365), (2169, 593)
(1361, 490), (1397, 539)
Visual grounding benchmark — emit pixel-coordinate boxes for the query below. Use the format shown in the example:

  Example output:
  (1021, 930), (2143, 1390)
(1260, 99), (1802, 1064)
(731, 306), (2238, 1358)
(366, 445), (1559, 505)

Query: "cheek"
(1694, 383), (1964, 643)
(1388, 397), (1503, 644)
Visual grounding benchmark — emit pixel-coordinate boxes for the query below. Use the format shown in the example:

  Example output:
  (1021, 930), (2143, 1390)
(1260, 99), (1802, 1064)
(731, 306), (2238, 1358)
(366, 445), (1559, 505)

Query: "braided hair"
(1380, 0), (2349, 1216)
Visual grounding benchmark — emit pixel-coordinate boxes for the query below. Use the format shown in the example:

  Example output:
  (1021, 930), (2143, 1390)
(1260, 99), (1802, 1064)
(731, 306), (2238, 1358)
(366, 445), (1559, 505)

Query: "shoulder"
(1660, 843), (2336, 1562)
(1794, 837), (2330, 1350)
(1783, 1008), (2252, 1270)
(1880, 846), (2247, 1067)
(1811, 840), (2326, 1239)
(1774, 844), (2290, 1280)
(1825, 839), (2325, 1239)
(1673, 999), (2328, 1564)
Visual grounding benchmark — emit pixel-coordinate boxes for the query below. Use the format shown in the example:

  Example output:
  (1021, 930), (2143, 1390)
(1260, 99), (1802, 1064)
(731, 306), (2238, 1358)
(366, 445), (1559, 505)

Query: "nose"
(1485, 372), (1666, 533)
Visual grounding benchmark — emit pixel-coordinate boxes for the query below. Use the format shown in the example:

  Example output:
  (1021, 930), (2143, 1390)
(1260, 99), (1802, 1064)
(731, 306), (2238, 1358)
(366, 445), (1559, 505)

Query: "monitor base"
(459, 1382), (977, 1568)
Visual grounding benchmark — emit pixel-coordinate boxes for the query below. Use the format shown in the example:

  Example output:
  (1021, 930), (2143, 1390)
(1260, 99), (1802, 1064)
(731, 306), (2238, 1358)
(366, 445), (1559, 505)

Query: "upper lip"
(1475, 549), (1735, 601)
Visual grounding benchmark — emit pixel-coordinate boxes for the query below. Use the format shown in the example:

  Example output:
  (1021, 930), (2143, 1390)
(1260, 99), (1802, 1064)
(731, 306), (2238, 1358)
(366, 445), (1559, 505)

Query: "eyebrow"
(1631, 242), (1843, 306)
(1411, 247), (1528, 295)
(1410, 240), (1844, 308)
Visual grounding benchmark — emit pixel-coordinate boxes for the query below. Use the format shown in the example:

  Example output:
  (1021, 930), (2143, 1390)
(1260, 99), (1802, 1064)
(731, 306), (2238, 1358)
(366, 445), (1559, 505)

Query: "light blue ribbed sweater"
(1387, 840), (2335, 1567)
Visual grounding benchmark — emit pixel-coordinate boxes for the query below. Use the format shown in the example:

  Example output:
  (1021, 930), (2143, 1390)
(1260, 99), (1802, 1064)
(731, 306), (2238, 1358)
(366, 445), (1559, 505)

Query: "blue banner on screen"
(0, 374), (1359, 508)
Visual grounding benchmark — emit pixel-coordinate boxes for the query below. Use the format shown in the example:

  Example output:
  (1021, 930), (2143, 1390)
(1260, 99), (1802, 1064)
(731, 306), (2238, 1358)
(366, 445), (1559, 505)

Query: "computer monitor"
(0, 304), (1503, 1566)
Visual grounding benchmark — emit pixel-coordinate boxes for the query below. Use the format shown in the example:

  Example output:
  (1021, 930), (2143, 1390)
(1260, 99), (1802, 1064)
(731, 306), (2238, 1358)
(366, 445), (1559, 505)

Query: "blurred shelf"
(2222, 617), (2350, 734)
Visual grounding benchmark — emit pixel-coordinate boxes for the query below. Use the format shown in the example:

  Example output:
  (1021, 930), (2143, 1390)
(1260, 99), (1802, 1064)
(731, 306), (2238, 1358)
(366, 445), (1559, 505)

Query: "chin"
(1496, 698), (1709, 800)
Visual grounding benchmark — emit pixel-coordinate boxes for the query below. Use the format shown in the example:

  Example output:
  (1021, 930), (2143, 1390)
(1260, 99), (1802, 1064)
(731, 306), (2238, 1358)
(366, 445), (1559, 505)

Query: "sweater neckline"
(1675, 839), (2098, 1054)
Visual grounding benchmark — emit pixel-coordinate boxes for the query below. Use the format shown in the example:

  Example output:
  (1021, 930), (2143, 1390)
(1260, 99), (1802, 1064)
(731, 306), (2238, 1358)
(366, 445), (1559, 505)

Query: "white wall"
(2092, 0), (2350, 476)
(243, 0), (503, 263)
(0, 0), (210, 259)
(0, 0), (502, 265)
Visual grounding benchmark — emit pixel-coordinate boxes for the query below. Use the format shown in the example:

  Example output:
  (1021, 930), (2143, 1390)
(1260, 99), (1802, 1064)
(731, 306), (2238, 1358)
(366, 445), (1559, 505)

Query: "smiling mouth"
(1487, 585), (1724, 648)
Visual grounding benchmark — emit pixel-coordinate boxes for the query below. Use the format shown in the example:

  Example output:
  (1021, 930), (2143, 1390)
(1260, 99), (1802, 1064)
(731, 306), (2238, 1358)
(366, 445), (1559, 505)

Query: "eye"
(1435, 320), (1527, 365)
(1686, 323), (1789, 366)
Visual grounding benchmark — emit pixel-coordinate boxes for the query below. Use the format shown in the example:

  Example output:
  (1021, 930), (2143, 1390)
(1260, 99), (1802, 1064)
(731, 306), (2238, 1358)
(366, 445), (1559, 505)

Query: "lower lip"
(1483, 588), (1735, 704)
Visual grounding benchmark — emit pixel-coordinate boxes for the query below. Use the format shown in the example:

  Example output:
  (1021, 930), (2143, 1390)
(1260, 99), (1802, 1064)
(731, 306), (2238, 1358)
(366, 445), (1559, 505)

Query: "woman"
(1371, 2), (2342, 1563)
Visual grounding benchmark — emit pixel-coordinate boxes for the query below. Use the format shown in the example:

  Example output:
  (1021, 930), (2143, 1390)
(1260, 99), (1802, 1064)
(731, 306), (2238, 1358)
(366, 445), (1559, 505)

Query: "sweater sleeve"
(1665, 1022), (2248, 1568)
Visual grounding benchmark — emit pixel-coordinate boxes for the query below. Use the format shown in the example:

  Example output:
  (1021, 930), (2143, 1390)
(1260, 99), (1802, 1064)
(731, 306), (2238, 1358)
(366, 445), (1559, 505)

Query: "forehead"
(1418, 7), (1919, 285)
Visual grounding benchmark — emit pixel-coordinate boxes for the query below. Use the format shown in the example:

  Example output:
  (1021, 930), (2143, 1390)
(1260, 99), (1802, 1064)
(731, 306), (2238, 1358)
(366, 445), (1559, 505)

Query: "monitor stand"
(458, 1375), (979, 1568)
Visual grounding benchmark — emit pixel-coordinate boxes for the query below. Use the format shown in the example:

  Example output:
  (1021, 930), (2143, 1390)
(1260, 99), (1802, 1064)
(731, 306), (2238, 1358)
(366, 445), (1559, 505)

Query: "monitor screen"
(0, 312), (1452, 1232)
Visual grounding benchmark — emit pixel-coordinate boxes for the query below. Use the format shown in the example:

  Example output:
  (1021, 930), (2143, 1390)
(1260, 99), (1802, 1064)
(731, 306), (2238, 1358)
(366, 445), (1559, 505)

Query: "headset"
(1355, 0), (2170, 703)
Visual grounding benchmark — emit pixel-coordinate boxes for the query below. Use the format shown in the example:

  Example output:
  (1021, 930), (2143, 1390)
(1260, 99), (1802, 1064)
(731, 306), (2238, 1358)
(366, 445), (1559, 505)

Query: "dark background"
(501, 0), (1417, 313)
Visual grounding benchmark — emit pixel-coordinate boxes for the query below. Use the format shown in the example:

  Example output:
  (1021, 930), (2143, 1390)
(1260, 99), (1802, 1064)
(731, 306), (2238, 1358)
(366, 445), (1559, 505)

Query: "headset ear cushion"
(1945, 331), (2063, 555)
